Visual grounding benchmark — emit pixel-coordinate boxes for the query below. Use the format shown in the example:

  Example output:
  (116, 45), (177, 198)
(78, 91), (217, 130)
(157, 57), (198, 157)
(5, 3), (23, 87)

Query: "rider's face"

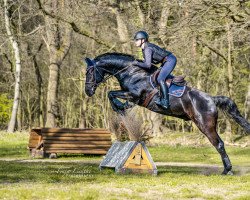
(134, 39), (143, 47)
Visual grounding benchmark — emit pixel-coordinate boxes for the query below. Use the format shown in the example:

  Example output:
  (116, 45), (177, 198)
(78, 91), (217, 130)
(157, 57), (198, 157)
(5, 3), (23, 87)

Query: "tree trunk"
(44, 0), (72, 127)
(158, 1), (170, 44)
(17, 90), (22, 131)
(244, 74), (250, 120)
(33, 43), (44, 127)
(4, 0), (22, 133)
(112, 7), (132, 53)
(135, 0), (145, 28)
(225, 21), (233, 134)
(227, 22), (233, 98)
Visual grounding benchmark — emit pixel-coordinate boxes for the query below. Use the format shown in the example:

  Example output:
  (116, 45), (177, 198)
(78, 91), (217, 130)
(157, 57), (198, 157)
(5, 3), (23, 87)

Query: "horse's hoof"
(222, 170), (234, 175)
(226, 171), (234, 176)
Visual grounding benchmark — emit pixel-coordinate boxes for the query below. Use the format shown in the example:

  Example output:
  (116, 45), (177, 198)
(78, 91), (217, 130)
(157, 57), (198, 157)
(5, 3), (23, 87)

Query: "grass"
(0, 131), (249, 199)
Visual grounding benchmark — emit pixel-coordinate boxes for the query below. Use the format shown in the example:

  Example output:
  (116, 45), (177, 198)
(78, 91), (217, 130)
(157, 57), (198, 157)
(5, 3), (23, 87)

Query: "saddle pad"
(169, 83), (186, 97)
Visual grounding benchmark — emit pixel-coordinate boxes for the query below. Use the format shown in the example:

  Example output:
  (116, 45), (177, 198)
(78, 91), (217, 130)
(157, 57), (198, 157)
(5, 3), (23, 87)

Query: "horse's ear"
(84, 57), (94, 67)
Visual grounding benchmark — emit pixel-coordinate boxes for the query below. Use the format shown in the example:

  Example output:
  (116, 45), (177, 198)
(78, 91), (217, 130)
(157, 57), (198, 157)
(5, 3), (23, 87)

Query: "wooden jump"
(28, 128), (112, 158)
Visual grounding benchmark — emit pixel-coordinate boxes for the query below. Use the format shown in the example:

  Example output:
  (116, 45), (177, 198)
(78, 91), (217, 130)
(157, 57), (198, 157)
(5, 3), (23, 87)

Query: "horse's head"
(84, 57), (104, 97)
(84, 53), (142, 97)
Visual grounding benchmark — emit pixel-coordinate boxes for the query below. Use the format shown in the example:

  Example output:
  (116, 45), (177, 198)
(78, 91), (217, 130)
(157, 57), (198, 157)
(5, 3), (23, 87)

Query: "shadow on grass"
(157, 165), (221, 176)
(0, 146), (29, 158)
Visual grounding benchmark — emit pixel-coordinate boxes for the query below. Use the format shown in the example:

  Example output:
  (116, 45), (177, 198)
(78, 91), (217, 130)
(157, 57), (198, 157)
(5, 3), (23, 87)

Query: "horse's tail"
(213, 96), (250, 134)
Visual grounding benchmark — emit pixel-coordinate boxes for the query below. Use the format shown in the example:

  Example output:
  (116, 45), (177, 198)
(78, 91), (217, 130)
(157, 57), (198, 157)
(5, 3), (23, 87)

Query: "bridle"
(86, 61), (133, 88)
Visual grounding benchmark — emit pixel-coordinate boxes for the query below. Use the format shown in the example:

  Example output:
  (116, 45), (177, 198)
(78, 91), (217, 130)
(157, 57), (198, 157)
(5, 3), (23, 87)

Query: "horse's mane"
(94, 52), (135, 62)
(94, 52), (158, 73)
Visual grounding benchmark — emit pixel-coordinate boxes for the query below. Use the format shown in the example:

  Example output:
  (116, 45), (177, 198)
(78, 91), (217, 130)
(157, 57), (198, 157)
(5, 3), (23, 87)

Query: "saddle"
(151, 69), (186, 87)
(142, 70), (187, 108)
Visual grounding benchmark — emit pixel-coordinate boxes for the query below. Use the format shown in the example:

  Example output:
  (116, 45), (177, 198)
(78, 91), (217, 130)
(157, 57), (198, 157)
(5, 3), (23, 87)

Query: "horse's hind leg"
(194, 113), (233, 175)
(185, 90), (233, 175)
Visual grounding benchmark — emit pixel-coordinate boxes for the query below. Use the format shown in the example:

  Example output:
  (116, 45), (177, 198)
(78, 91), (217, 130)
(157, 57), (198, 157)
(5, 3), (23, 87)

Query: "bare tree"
(4, 0), (22, 132)
(42, 0), (72, 127)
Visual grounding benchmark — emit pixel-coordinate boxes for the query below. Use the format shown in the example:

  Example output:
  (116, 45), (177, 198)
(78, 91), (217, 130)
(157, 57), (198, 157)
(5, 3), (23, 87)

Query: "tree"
(4, 0), (22, 132)
(42, 0), (72, 127)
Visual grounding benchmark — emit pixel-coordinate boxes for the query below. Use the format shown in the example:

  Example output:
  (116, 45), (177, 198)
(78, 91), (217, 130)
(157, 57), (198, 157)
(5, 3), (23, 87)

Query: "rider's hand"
(132, 60), (139, 66)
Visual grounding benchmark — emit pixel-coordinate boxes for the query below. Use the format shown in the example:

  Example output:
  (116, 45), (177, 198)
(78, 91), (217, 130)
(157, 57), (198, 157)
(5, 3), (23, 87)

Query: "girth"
(142, 88), (159, 107)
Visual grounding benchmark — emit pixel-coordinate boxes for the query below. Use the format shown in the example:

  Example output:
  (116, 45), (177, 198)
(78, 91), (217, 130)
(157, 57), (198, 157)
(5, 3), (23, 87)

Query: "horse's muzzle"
(85, 86), (96, 97)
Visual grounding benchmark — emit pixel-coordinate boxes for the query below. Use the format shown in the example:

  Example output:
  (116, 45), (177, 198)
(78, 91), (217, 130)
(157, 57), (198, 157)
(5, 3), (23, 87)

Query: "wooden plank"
(44, 140), (112, 145)
(42, 133), (111, 137)
(44, 144), (111, 148)
(43, 136), (111, 141)
(28, 145), (37, 148)
(44, 146), (110, 150)
(41, 128), (109, 133)
(45, 149), (108, 154)
(30, 131), (40, 135)
(123, 164), (152, 170)
(30, 128), (42, 136)
(28, 140), (39, 145)
(28, 139), (40, 143)
(44, 147), (110, 150)
(29, 136), (41, 140)
(29, 134), (40, 138)
(28, 140), (41, 145)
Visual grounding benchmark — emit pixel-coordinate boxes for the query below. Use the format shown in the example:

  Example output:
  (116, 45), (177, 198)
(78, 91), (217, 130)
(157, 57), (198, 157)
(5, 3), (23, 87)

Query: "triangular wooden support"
(99, 141), (157, 175)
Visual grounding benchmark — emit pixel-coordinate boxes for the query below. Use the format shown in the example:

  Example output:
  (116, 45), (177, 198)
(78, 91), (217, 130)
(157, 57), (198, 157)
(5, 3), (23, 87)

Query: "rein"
(86, 63), (133, 87)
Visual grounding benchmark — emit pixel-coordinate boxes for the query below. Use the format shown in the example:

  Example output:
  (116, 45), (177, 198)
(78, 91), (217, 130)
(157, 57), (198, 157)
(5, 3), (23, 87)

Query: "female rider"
(132, 31), (177, 109)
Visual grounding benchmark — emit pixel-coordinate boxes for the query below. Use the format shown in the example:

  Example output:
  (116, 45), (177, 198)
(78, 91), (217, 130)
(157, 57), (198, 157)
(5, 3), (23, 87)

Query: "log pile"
(28, 128), (112, 157)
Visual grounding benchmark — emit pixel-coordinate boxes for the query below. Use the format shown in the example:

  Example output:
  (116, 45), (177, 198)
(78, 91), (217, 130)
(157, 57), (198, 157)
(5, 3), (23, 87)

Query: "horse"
(84, 52), (250, 175)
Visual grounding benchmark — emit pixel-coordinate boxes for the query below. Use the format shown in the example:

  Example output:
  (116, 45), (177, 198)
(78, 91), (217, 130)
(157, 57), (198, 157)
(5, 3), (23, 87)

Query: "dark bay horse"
(84, 52), (250, 175)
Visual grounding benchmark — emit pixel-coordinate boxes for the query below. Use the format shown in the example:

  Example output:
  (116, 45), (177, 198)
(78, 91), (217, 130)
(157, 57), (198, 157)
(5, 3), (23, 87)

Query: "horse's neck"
(115, 65), (150, 83)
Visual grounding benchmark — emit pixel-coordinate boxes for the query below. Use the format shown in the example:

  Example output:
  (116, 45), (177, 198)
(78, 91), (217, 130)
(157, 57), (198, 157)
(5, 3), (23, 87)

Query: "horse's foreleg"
(108, 90), (134, 114)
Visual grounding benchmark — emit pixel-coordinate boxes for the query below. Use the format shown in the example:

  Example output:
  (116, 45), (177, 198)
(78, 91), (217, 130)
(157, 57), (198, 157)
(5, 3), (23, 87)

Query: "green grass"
(0, 161), (249, 200)
(149, 145), (250, 166)
(0, 131), (249, 199)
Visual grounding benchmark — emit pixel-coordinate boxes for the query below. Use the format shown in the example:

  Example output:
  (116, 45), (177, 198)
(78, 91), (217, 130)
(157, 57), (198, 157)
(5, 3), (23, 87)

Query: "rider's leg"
(155, 54), (177, 109)
(155, 80), (170, 109)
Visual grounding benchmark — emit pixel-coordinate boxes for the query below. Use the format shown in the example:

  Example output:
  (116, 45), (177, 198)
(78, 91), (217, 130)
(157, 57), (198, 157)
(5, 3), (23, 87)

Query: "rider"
(132, 31), (177, 109)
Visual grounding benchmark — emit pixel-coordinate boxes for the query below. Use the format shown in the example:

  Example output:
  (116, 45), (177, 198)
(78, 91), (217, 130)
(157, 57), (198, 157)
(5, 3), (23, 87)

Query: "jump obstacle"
(28, 128), (112, 158)
(99, 141), (158, 175)
(28, 128), (157, 175)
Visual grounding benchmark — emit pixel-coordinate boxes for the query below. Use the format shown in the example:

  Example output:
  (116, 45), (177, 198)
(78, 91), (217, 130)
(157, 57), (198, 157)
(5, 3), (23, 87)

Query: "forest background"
(0, 0), (249, 136)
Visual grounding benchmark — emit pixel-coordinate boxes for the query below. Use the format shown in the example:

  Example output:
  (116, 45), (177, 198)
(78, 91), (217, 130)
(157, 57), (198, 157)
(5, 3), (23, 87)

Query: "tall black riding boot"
(155, 81), (170, 109)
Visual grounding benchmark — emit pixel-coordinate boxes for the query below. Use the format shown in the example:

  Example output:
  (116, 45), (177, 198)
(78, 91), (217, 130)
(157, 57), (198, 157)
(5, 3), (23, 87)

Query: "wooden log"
(44, 145), (109, 150)
(44, 140), (112, 145)
(43, 136), (111, 141)
(29, 128), (112, 155)
(28, 141), (40, 146)
(30, 128), (42, 136)
(45, 149), (108, 154)
(28, 138), (41, 147)
(42, 133), (111, 137)
(29, 136), (41, 141)
(41, 128), (109, 133)
(44, 143), (111, 148)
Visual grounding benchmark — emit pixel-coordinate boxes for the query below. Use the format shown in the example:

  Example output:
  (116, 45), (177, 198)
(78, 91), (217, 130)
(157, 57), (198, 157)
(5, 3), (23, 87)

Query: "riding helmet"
(134, 31), (149, 41)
